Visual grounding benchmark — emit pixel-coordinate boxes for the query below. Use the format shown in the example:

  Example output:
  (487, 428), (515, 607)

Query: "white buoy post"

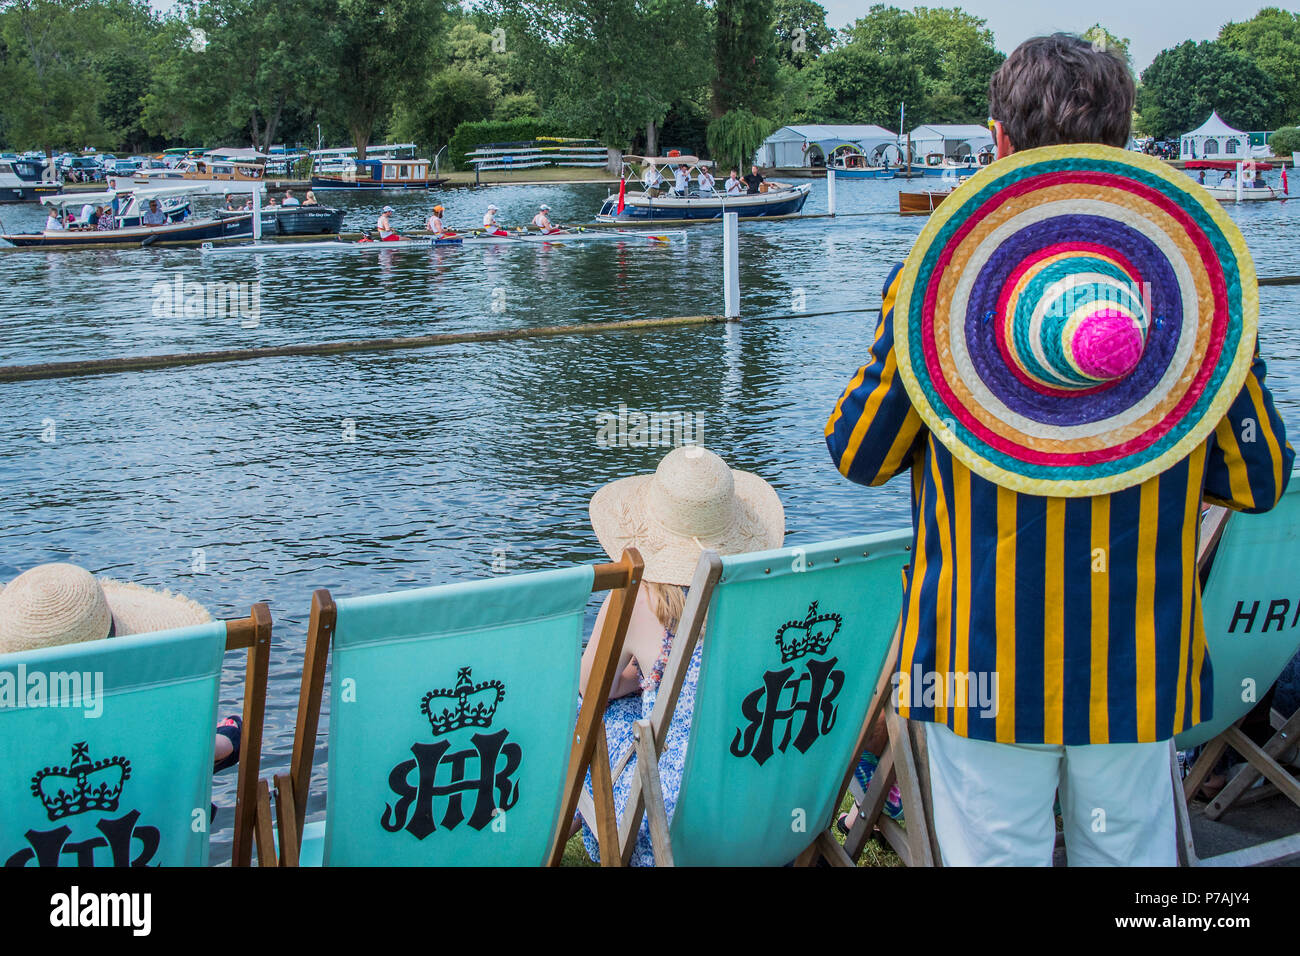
(252, 184), (263, 242)
(827, 167), (837, 217)
(723, 211), (740, 319)
(1236, 161), (1243, 204)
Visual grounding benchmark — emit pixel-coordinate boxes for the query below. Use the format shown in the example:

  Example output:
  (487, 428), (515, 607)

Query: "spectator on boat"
(0, 563), (243, 775)
(142, 199), (167, 226)
(281, 188), (300, 206)
(241, 195), (254, 210)
(642, 161), (666, 195)
(825, 31), (1292, 867)
(426, 203), (447, 235)
(725, 169), (744, 195)
(531, 203), (561, 233)
(673, 164), (690, 196)
(1198, 170), (1206, 185)
(377, 204), (400, 241)
(698, 166), (716, 195)
(79, 203), (96, 227)
(576, 446), (785, 865)
(223, 193), (238, 210)
(744, 164), (765, 194)
(43, 208), (65, 232)
(1219, 170), (1235, 188)
(303, 190), (319, 206)
(96, 206), (116, 231)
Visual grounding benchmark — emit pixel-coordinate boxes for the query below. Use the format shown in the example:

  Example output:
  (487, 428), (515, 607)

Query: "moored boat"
(132, 156), (268, 195)
(214, 204), (346, 235)
(597, 155), (811, 221)
(311, 157), (447, 190)
(907, 151), (990, 178)
(828, 152), (896, 180)
(898, 189), (953, 215)
(1185, 160), (1282, 201)
(0, 158), (60, 202)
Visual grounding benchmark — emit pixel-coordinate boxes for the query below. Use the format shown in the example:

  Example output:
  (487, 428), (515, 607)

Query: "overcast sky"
(820, 0), (1300, 71)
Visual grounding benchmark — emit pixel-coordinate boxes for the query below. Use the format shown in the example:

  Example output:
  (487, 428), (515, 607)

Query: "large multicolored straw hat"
(893, 144), (1257, 497)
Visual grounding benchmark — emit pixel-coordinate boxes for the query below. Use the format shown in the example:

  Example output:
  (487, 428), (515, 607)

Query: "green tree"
(815, 41), (924, 126)
(486, 0), (711, 152)
(1219, 8), (1300, 124)
(773, 0), (833, 66)
(713, 0), (778, 117)
(1138, 40), (1284, 140)
(835, 5), (1003, 125)
(1268, 126), (1300, 156)
(319, 0), (445, 156)
(706, 107), (773, 170)
(770, 58), (833, 124)
(1081, 24), (1132, 68)
(0, 0), (108, 154)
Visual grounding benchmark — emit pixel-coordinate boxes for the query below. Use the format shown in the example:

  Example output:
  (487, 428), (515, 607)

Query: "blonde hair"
(644, 581), (686, 634)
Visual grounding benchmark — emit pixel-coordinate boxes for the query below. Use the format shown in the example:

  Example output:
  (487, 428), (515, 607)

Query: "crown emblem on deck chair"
(32, 742), (132, 821)
(775, 602), (842, 662)
(420, 667), (506, 735)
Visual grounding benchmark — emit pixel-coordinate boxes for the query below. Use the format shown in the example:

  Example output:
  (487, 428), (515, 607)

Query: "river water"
(1, 174), (1297, 859)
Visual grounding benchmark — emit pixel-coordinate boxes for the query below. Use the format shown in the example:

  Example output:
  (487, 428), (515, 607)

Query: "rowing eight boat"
(199, 228), (687, 254)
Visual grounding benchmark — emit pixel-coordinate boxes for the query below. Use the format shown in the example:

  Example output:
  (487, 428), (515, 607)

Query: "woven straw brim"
(99, 579), (212, 635)
(891, 143), (1258, 498)
(590, 470), (784, 586)
(0, 564), (112, 655)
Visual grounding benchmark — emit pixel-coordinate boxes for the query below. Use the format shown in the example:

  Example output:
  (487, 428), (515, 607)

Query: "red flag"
(617, 177), (626, 214)
(1284, 167), (1289, 195)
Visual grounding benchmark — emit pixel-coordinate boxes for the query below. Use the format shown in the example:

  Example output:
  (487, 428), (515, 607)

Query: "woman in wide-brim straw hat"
(0, 563), (242, 773)
(577, 445), (784, 866)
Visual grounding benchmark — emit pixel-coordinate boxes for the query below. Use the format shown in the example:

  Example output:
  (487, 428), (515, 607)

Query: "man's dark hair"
(989, 33), (1134, 150)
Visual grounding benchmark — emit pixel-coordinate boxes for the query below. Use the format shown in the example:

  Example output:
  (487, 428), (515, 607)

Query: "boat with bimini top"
(597, 155), (811, 221)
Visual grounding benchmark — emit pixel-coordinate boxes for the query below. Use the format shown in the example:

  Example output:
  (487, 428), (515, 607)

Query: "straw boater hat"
(893, 144), (1258, 497)
(590, 446), (784, 586)
(0, 564), (210, 656)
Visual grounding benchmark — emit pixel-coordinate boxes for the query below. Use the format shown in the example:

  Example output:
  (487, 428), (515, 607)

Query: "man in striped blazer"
(826, 34), (1293, 865)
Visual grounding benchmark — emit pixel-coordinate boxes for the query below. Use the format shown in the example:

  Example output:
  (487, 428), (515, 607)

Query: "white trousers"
(924, 722), (1178, 866)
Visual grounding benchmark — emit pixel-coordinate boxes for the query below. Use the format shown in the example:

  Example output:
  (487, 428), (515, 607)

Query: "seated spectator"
(576, 446), (785, 865)
(141, 199), (167, 225)
(0, 563), (241, 772)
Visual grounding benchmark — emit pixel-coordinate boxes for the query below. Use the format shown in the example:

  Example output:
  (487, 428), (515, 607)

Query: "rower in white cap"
(482, 203), (507, 236)
(531, 203), (562, 234)
(376, 204), (400, 241)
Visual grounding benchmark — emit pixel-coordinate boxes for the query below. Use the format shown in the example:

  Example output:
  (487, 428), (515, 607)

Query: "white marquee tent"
(1180, 112), (1251, 161)
(756, 125), (900, 169)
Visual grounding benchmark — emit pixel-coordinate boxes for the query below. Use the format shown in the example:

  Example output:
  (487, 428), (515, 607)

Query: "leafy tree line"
(4, 0), (1297, 164)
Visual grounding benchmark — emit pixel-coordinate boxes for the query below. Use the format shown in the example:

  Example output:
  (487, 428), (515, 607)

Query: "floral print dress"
(580, 628), (702, 866)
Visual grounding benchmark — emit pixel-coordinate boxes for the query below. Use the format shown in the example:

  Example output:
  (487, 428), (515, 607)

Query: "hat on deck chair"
(892, 144), (1258, 497)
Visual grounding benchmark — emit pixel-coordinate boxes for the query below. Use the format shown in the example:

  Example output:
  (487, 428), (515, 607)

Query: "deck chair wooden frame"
(594, 543), (912, 867)
(1174, 505), (1300, 867)
(257, 550), (643, 868)
(223, 603), (273, 867)
(837, 619), (942, 867)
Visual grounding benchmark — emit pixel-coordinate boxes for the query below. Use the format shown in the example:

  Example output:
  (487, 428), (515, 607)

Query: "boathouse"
(907, 124), (995, 161)
(757, 125), (899, 171)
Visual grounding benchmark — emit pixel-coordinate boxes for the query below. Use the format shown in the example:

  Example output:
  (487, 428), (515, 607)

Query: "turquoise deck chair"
(0, 605), (271, 867)
(262, 550), (643, 867)
(602, 530), (911, 866)
(1173, 472), (1300, 866)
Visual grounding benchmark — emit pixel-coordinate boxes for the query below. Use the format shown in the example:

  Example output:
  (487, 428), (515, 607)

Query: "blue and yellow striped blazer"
(827, 264), (1293, 745)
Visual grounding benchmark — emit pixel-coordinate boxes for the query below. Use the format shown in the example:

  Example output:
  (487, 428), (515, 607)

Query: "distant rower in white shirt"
(531, 203), (562, 233)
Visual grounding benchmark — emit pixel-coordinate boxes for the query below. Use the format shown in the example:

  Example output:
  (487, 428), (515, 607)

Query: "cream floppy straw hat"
(590, 446), (784, 586)
(0, 563), (211, 656)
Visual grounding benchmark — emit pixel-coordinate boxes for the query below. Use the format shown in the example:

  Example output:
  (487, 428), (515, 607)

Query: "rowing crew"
(365, 203), (566, 242)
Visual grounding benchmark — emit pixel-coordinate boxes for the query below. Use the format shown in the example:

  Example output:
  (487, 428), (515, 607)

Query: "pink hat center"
(1071, 309), (1145, 381)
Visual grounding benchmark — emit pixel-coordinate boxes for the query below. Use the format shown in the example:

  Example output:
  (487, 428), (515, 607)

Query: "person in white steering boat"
(483, 204), (507, 235)
(376, 204), (400, 241)
(698, 166), (716, 195)
(643, 161), (666, 196)
(531, 203), (562, 233)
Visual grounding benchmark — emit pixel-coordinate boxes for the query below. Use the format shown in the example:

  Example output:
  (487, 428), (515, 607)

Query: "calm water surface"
(1, 175), (1297, 858)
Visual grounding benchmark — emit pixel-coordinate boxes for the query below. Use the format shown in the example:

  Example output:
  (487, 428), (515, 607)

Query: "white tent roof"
(911, 124), (994, 142)
(767, 124), (899, 144)
(1185, 111), (1245, 138)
